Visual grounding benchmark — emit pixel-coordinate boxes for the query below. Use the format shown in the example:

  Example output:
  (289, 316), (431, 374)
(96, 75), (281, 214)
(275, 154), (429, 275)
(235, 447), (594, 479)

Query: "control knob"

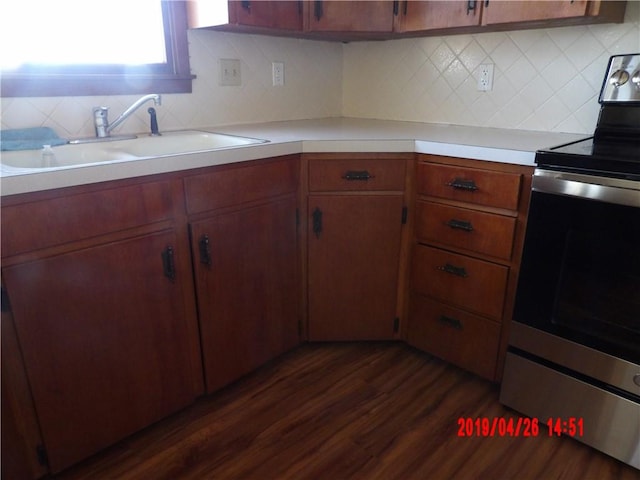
(609, 69), (629, 87)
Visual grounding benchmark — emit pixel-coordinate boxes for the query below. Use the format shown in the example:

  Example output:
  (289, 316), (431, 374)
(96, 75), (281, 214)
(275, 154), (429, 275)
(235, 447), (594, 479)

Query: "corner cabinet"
(305, 153), (412, 341)
(184, 156), (301, 393)
(306, 1), (394, 33)
(394, 1), (482, 33)
(1, 179), (203, 474)
(407, 156), (533, 381)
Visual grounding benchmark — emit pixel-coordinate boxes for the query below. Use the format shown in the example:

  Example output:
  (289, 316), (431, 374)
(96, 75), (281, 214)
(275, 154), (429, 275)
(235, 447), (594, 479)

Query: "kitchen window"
(0, 0), (193, 97)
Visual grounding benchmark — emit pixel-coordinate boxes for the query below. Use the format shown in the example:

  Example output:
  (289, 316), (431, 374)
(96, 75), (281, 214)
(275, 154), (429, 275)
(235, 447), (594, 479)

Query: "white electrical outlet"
(219, 59), (241, 86)
(477, 63), (494, 91)
(272, 62), (284, 87)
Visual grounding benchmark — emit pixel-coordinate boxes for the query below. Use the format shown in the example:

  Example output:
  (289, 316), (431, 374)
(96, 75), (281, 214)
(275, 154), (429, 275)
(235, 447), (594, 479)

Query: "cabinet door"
(231, 1), (303, 30)
(482, 0), (589, 25)
(192, 197), (299, 393)
(394, 1), (482, 33)
(307, 0), (394, 32)
(2, 230), (201, 473)
(308, 194), (404, 340)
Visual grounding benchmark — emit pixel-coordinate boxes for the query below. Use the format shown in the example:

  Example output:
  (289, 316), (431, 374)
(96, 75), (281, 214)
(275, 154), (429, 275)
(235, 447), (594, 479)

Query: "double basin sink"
(1, 130), (268, 170)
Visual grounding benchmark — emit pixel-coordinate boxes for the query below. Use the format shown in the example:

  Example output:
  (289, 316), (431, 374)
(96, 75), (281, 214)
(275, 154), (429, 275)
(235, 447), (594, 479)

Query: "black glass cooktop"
(536, 136), (640, 179)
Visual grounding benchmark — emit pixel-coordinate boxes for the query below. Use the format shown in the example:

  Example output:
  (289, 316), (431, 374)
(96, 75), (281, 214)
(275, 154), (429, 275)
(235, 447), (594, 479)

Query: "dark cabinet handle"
(439, 315), (463, 330)
(467, 0), (477, 14)
(161, 246), (176, 282)
(342, 170), (374, 181)
(446, 219), (474, 232)
(403, 0), (408, 15)
(446, 178), (478, 191)
(314, 0), (323, 21)
(393, 0), (399, 15)
(485, 0), (489, 7)
(437, 263), (468, 278)
(199, 234), (212, 267)
(312, 207), (323, 238)
(241, 1), (251, 12)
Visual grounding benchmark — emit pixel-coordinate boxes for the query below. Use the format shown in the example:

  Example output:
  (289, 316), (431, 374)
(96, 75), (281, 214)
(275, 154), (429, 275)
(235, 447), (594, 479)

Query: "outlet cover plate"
(477, 63), (494, 92)
(272, 62), (284, 87)
(220, 58), (241, 86)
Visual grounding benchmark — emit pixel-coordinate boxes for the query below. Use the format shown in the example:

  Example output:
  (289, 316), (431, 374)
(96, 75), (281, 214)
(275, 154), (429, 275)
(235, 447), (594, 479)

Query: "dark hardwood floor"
(54, 343), (638, 480)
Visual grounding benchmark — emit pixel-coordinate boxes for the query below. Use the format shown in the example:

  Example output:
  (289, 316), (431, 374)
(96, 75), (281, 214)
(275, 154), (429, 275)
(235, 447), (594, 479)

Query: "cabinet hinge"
(393, 317), (400, 333)
(401, 206), (408, 225)
(1, 286), (11, 313)
(36, 444), (49, 467)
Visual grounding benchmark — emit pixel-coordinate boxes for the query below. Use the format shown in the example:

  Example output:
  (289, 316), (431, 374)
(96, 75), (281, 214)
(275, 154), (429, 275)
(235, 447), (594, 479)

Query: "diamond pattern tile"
(344, 1), (640, 134)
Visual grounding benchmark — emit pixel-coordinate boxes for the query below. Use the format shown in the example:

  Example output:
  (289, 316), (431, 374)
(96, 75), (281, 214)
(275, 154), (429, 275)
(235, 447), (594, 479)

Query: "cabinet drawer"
(184, 156), (298, 214)
(407, 294), (500, 380)
(417, 163), (521, 210)
(416, 201), (516, 260)
(309, 158), (406, 192)
(411, 245), (508, 320)
(1, 181), (175, 257)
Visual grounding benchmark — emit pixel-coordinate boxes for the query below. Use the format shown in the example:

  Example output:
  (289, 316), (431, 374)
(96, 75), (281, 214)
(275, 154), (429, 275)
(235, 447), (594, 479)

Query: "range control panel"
(599, 53), (640, 104)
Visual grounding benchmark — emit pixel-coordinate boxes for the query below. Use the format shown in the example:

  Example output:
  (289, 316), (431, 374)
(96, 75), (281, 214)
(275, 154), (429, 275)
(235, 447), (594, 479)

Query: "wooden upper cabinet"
(188, 1), (303, 31)
(306, 0), (395, 32)
(230, 1), (303, 30)
(481, 0), (626, 26)
(394, 1), (482, 33)
(188, 1), (625, 38)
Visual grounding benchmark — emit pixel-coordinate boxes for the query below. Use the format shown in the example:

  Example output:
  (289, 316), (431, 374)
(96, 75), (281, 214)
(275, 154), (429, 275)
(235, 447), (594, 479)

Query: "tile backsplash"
(343, 2), (640, 134)
(1, 3), (638, 137)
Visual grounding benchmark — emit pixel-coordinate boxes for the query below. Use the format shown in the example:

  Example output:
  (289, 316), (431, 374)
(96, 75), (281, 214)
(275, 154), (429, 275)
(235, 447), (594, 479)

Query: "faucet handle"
(93, 107), (109, 138)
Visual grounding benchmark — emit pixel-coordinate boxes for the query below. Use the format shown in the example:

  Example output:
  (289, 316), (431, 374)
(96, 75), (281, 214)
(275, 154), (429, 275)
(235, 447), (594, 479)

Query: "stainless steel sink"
(1, 130), (268, 169)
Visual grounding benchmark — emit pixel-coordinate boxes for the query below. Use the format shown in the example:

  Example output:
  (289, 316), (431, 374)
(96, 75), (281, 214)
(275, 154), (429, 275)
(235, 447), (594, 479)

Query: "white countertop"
(1, 117), (585, 196)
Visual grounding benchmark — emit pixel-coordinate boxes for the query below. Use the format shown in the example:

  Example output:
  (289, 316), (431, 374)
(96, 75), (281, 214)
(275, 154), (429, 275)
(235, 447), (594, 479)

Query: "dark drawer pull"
(342, 170), (374, 181)
(437, 263), (468, 278)
(312, 207), (323, 239)
(438, 315), (463, 330)
(161, 245), (176, 282)
(446, 178), (478, 191)
(199, 234), (212, 267)
(466, 0), (476, 15)
(446, 219), (474, 232)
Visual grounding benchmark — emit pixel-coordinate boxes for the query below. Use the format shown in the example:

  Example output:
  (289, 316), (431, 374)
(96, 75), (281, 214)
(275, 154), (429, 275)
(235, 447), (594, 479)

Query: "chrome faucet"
(93, 94), (162, 138)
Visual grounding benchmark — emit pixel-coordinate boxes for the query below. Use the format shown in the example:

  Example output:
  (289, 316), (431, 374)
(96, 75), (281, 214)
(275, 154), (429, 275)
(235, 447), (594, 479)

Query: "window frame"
(1, 1), (194, 97)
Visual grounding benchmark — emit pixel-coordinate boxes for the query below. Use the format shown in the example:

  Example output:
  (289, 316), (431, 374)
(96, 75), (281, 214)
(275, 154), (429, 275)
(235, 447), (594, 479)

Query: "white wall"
(343, 2), (640, 134)
(1, 3), (639, 138)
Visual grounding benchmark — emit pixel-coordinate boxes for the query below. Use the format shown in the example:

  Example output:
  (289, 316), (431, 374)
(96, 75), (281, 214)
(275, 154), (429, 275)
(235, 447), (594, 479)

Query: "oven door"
(513, 169), (640, 365)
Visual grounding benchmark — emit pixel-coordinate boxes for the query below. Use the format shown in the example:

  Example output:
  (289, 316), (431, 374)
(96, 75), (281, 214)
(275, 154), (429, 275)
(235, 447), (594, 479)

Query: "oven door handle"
(532, 169), (640, 208)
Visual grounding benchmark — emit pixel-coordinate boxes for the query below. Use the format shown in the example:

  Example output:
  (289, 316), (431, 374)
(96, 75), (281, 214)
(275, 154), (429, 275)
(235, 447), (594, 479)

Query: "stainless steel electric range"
(500, 53), (640, 470)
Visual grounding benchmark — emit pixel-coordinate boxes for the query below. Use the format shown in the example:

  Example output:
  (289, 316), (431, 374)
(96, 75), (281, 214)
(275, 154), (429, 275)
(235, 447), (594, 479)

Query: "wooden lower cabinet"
(305, 153), (411, 341)
(407, 294), (501, 380)
(2, 229), (202, 473)
(191, 196), (300, 393)
(1, 156), (301, 477)
(307, 194), (404, 340)
(411, 245), (509, 321)
(407, 155), (533, 381)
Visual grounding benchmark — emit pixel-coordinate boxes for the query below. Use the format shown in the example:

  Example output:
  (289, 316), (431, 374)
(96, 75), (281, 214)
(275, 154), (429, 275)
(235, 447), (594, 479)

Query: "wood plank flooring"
(53, 343), (638, 480)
